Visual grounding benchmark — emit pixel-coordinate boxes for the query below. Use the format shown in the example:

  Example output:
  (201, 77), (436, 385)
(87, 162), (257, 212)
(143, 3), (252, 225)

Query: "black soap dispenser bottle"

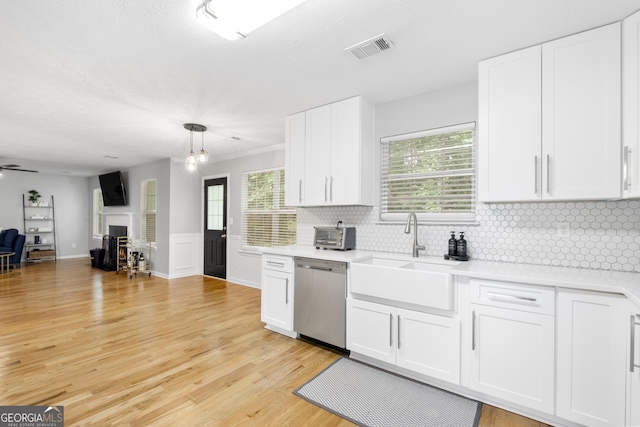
(456, 232), (467, 258)
(448, 231), (457, 256)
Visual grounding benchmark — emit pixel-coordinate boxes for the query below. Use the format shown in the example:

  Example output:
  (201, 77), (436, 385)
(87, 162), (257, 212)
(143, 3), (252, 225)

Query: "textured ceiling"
(1, 0), (639, 176)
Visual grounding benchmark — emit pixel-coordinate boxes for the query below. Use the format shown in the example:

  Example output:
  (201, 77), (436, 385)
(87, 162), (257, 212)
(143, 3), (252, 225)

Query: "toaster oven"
(314, 226), (356, 251)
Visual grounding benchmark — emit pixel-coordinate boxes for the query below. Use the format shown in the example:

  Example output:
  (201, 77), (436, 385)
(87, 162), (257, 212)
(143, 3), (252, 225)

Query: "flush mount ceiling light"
(195, 0), (307, 41)
(184, 123), (208, 172)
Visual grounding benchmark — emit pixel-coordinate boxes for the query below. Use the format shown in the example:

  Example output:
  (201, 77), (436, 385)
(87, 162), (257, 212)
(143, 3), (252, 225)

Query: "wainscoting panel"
(167, 233), (262, 285)
(169, 233), (201, 279)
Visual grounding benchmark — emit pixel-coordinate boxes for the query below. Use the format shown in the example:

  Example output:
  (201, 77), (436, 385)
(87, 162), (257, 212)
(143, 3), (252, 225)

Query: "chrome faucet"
(404, 212), (425, 257)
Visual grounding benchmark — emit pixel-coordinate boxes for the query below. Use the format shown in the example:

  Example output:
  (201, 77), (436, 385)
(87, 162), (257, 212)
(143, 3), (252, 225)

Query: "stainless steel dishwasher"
(294, 257), (347, 349)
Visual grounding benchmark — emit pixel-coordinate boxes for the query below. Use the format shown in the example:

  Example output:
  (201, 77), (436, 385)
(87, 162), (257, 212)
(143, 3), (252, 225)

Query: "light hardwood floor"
(0, 259), (550, 426)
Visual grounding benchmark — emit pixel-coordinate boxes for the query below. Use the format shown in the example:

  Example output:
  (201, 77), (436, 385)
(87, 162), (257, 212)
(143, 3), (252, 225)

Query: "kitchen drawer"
(470, 279), (554, 315)
(262, 255), (294, 273)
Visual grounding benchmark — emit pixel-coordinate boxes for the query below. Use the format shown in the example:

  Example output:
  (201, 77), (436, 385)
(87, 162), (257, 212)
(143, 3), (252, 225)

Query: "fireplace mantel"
(103, 212), (134, 236)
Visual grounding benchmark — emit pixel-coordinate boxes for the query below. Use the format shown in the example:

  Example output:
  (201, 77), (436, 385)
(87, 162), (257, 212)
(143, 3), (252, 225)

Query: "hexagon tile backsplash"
(297, 200), (640, 272)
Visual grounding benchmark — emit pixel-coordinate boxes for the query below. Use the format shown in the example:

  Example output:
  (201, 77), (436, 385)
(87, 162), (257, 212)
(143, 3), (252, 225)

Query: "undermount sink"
(400, 261), (456, 274)
(357, 257), (409, 268)
(350, 256), (459, 310)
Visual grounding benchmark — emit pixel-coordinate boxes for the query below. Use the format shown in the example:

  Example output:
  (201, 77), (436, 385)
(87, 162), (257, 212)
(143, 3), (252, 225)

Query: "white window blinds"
(93, 188), (103, 237)
(140, 179), (157, 243)
(380, 122), (476, 223)
(242, 169), (296, 248)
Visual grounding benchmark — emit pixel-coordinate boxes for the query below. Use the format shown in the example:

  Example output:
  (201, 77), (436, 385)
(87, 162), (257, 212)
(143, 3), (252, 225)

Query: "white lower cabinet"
(261, 255), (294, 335)
(556, 289), (627, 427)
(396, 307), (460, 382)
(347, 298), (396, 364)
(347, 298), (460, 384)
(468, 279), (555, 414)
(630, 305), (640, 426)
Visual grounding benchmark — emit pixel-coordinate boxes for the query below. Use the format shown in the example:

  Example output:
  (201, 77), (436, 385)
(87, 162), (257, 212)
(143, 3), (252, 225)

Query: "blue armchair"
(0, 228), (26, 265)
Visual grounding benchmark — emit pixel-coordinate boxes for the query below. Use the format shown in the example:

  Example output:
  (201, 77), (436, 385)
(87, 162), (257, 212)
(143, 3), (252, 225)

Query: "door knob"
(221, 234), (227, 239)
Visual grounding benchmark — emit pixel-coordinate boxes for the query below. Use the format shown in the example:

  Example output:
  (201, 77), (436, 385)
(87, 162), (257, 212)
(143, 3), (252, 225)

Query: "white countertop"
(453, 260), (640, 306)
(263, 245), (640, 306)
(262, 245), (374, 263)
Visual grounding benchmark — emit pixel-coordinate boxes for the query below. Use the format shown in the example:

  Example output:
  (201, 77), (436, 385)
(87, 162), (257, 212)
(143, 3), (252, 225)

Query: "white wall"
(170, 159), (201, 234)
(0, 171), (89, 261)
(163, 160), (203, 279)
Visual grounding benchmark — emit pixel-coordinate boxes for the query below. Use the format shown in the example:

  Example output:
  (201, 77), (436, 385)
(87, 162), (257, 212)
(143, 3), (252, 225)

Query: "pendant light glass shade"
(185, 150), (198, 171)
(198, 150), (208, 163)
(198, 131), (208, 163)
(183, 123), (207, 172)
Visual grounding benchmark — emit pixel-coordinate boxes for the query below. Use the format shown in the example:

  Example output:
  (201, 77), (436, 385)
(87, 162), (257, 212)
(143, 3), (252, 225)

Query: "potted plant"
(28, 190), (41, 206)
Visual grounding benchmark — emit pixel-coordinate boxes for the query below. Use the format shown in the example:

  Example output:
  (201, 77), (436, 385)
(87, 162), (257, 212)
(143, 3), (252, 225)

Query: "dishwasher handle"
(296, 264), (334, 272)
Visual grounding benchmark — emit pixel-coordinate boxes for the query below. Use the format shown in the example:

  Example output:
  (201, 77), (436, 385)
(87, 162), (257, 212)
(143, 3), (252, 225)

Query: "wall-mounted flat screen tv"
(99, 171), (127, 206)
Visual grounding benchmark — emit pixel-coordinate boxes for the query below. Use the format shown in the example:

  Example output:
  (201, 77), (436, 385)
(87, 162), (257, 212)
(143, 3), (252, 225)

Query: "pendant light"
(184, 123), (207, 172)
(198, 130), (209, 163)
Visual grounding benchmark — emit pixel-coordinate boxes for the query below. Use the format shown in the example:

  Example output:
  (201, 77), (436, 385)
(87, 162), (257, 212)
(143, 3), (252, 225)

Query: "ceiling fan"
(0, 164), (38, 173)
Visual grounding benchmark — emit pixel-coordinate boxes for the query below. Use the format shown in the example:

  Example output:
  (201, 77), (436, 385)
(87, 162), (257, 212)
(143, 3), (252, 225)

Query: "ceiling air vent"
(345, 34), (394, 60)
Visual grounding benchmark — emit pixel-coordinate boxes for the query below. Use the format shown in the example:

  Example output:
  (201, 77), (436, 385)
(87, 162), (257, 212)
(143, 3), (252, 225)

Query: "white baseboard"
(227, 276), (261, 288)
(56, 254), (91, 260)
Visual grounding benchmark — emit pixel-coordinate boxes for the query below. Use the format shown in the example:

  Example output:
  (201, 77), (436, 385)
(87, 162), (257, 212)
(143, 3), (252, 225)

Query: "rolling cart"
(116, 237), (152, 279)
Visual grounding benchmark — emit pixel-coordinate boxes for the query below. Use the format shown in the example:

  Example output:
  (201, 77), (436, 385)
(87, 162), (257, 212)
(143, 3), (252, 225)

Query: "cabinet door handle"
(546, 154), (551, 194)
(266, 261), (285, 267)
(631, 314), (640, 373)
(299, 179), (303, 203)
(397, 315), (401, 349)
(472, 310), (476, 351)
(534, 156), (539, 195)
(389, 313), (393, 347)
(486, 292), (537, 304)
(324, 177), (328, 202)
(285, 278), (289, 305)
(624, 146), (631, 191)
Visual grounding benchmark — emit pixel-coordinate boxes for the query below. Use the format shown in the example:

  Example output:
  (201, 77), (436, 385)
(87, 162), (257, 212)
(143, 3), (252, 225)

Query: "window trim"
(140, 178), (157, 244)
(379, 121), (477, 224)
(241, 167), (296, 250)
(92, 188), (104, 238)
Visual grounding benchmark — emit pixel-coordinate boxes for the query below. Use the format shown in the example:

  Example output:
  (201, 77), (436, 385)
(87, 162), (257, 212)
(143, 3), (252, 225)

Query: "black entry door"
(204, 177), (227, 278)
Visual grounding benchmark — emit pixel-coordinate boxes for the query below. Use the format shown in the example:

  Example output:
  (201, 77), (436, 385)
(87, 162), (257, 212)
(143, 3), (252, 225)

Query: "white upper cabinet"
(330, 97), (374, 206)
(284, 96), (374, 207)
(284, 112), (306, 206)
(623, 10), (640, 199)
(479, 23), (621, 202)
(304, 104), (332, 206)
(479, 46), (542, 201)
(542, 23), (621, 200)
